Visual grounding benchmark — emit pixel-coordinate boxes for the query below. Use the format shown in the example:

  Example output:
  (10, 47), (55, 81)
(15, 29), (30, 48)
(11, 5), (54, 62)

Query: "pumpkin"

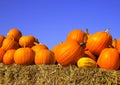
(54, 40), (84, 66)
(97, 48), (120, 70)
(83, 50), (96, 61)
(14, 47), (35, 65)
(6, 28), (22, 41)
(32, 42), (48, 53)
(35, 49), (55, 65)
(0, 48), (6, 62)
(86, 29), (112, 56)
(19, 35), (37, 47)
(3, 49), (16, 64)
(0, 35), (5, 47)
(1, 38), (19, 51)
(77, 57), (97, 68)
(66, 29), (87, 43)
(112, 39), (117, 48)
(116, 38), (120, 53)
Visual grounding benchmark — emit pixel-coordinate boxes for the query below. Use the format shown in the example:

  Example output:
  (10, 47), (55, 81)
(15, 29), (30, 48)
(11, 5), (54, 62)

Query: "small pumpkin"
(32, 42), (48, 53)
(35, 49), (55, 65)
(0, 48), (6, 62)
(14, 47), (35, 65)
(1, 38), (19, 51)
(0, 35), (5, 47)
(66, 29), (87, 43)
(19, 35), (37, 47)
(116, 38), (120, 53)
(54, 40), (84, 66)
(86, 29), (112, 56)
(6, 28), (22, 41)
(112, 39), (117, 48)
(77, 57), (97, 68)
(3, 49), (16, 64)
(97, 48), (120, 70)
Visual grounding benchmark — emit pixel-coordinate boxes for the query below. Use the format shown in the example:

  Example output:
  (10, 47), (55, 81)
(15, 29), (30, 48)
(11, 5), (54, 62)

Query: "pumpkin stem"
(86, 28), (89, 35)
(105, 28), (110, 33)
(80, 42), (87, 47)
(34, 42), (39, 45)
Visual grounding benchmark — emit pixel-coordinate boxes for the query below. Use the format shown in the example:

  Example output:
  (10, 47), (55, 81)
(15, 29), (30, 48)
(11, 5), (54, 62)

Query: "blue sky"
(0, 0), (120, 49)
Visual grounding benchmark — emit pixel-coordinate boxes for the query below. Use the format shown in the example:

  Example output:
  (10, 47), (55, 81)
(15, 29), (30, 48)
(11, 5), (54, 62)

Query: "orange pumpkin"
(14, 47), (35, 65)
(1, 38), (19, 51)
(112, 39), (117, 48)
(54, 40), (84, 66)
(116, 38), (120, 53)
(3, 49), (16, 64)
(0, 35), (5, 47)
(0, 48), (6, 62)
(32, 42), (48, 53)
(6, 28), (22, 41)
(66, 29), (87, 43)
(97, 48), (120, 70)
(35, 49), (55, 65)
(19, 35), (37, 47)
(86, 29), (112, 56)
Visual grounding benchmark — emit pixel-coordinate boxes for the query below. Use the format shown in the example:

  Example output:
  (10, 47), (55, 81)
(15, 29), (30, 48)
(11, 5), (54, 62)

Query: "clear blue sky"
(0, 0), (120, 49)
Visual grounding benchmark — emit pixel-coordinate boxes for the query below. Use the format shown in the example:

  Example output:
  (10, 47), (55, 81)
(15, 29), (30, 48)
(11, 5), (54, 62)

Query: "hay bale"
(0, 63), (120, 85)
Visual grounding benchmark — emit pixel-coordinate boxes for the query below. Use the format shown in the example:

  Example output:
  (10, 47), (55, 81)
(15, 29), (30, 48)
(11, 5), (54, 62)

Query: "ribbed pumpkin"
(77, 57), (97, 68)
(54, 40), (84, 66)
(66, 29), (87, 43)
(1, 38), (19, 51)
(19, 35), (37, 47)
(86, 29), (112, 56)
(0, 35), (5, 47)
(6, 28), (22, 41)
(3, 49), (16, 64)
(116, 38), (120, 53)
(14, 47), (35, 65)
(35, 49), (55, 65)
(32, 42), (48, 53)
(0, 48), (6, 62)
(97, 48), (120, 70)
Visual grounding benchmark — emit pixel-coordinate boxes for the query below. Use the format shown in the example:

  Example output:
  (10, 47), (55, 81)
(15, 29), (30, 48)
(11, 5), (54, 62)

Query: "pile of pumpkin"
(0, 28), (120, 70)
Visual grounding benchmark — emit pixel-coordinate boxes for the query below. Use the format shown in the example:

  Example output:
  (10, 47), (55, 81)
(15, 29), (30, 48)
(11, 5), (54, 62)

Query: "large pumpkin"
(1, 38), (19, 51)
(32, 42), (48, 53)
(6, 28), (22, 41)
(0, 48), (6, 62)
(14, 47), (35, 65)
(66, 29), (87, 43)
(3, 49), (16, 64)
(19, 35), (37, 47)
(97, 48), (120, 70)
(0, 35), (5, 47)
(54, 40), (84, 66)
(35, 49), (55, 65)
(86, 29), (112, 56)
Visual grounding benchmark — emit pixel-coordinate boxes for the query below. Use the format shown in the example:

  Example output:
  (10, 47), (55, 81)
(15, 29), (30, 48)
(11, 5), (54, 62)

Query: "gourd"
(77, 57), (97, 68)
